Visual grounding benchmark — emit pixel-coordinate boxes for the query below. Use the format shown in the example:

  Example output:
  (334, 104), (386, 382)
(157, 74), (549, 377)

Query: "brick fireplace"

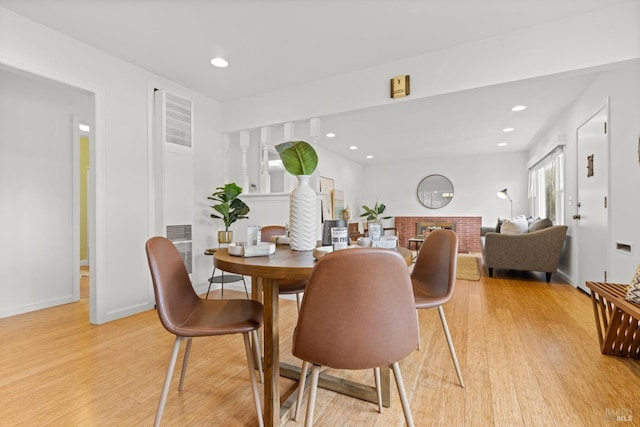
(395, 216), (481, 253)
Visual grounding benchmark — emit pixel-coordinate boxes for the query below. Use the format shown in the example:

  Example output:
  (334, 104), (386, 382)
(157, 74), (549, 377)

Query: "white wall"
(315, 145), (363, 220)
(527, 60), (640, 285)
(359, 151), (529, 226)
(0, 7), (223, 322)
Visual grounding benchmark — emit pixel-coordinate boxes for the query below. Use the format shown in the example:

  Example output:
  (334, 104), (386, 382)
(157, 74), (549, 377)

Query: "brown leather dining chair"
(260, 225), (307, 313)
(145, 237), (264, 427)
(292, 249), (418, 426)
(412, 229), (465, 388)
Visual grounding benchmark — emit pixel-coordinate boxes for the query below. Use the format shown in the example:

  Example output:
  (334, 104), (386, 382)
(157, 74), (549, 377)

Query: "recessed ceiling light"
(366, 155), (374, 159)
(349, 145), (358, 150)
(326, 132), (336, 138)
(498, 142), (508, 147)
(512, 105), (527, 112)
(210, 57), (229, 68)
(503, 127), (515, 133)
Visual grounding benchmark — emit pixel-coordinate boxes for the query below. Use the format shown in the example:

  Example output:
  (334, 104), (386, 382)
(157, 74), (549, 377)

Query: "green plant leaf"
(275, 141), (318, 176)
(207, 182), (250, 230)
(359, 200), (392, 222)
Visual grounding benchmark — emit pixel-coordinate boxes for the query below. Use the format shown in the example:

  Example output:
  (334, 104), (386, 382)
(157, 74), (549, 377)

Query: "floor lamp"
(497, 188), (513, 217)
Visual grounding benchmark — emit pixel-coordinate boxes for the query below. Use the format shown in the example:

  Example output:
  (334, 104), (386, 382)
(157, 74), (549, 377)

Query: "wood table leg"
(280, 362), (392, 408)
(251, 276), (263, 303)
(262, 278), (280, 427)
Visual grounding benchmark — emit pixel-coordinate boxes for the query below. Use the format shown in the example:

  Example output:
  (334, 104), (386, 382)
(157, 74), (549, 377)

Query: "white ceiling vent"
(163, 91), (192, 148)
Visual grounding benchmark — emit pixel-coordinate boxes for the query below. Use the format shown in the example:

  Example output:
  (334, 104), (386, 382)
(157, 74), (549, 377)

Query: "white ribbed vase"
(289, 175), (317, 251)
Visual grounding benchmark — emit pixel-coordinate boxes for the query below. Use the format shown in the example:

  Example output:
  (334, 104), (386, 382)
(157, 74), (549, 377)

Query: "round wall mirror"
(417, 174), (454, 209)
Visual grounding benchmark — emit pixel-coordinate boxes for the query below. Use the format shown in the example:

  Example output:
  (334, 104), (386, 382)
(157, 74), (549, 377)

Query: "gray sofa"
(480, 221), (568, 282)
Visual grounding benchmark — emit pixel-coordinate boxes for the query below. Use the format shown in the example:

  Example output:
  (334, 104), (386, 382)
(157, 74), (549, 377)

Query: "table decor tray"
(228, 242), (276, 257)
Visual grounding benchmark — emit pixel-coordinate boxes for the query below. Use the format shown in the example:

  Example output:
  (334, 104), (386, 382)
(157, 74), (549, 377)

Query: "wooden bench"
(586, 281), (640, 359)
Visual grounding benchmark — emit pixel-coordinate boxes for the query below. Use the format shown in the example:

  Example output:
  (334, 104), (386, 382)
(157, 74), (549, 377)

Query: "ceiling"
(310, 71), (599, 163)
(0, 0), (632, 162)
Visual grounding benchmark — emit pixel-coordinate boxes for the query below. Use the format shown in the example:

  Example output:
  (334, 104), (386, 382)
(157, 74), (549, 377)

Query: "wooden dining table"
(214, 244), (413, 427)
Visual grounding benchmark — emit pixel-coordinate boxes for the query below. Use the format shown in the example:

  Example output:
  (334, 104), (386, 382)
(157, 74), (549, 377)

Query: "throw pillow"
(500, 215), (529, 234)
(529, 218), (553, 232)
(626, 265), (640, 303)
(495, 217), (504, 233)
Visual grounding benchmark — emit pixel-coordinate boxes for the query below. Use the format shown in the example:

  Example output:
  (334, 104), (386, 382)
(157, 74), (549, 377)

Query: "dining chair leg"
(304, 364), (322, 427)
(243, 333), (264, 427)
(391, 362), (415, 427)
(242, 276), (249, 299)
(416, 311), (421, 351)
(221, 272), (225, 299)
(374, 367), (382, 413)
(252, 330), (263, 383)
(294, 361), (310, 421)
(178, 337), (192, 391)
(295, 293), (302, 314)
(438, 306), (465, 388)
(154, 336), (184, 427)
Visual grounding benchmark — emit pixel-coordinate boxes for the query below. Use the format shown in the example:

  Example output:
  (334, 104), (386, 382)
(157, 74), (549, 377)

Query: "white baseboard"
(0, 295), (74, 319)
(556, 269), (574, 287)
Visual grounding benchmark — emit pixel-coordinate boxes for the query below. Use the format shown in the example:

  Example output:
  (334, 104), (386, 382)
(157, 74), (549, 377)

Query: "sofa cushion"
(500, 215), (528, 234)
(529, 218), (553, 232)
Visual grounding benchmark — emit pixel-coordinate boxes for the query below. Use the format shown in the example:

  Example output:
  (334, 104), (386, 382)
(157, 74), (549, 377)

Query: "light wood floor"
(1, 267), (639, 426)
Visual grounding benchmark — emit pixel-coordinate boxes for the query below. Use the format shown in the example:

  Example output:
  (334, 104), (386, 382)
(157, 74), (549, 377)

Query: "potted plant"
(208, 182), (250, 244)
(360, 200), (392, 223)
(360, 200), (392, 240)
(275, 140), (318, 251)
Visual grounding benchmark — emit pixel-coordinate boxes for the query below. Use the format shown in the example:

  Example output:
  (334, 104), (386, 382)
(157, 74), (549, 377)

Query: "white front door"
(575, 103), (609, 293)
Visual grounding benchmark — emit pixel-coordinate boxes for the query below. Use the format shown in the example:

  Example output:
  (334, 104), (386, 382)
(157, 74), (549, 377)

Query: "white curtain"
(527, 147), (564, 224)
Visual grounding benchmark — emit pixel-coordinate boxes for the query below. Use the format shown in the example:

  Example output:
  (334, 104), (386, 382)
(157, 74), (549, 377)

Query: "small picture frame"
(319, 177), (334, 221)
(332, 190), (344, 221)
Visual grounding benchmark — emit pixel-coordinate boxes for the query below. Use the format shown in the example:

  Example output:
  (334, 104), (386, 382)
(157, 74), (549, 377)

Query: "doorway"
(575, 102), (609, 292)
(0, 65), (96, 319)
(76, 119), (91, 299)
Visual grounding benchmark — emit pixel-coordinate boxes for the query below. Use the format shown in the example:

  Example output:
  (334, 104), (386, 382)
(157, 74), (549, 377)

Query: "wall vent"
(164, 91), (192, 147)
(166, 224), (193, 274)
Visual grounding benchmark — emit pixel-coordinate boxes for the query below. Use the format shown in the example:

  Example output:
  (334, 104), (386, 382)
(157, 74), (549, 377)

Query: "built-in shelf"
(242, 192), (323, 201)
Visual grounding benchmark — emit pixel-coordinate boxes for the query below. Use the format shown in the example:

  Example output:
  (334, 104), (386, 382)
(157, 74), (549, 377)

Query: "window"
(528, 148), (564, 224)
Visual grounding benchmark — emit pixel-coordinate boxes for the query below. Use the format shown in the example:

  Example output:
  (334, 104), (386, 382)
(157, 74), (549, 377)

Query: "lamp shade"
(496, 188), (513, 217)
(496, 188), (510, 200)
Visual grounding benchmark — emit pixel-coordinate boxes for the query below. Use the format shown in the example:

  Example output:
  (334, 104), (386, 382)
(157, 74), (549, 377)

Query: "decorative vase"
(217, 230), (233, 245)
(341, 207), (351, 221)
(289, 175), (317, 251)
